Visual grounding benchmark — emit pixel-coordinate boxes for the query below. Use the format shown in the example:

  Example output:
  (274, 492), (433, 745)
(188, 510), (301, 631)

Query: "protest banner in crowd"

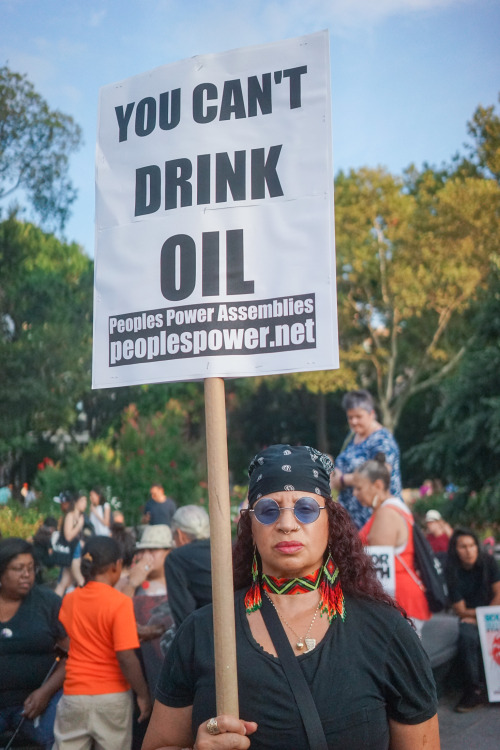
(477, 606), (500, 702)
(92, 30), (336, 388)
(365, 546), (396, 597)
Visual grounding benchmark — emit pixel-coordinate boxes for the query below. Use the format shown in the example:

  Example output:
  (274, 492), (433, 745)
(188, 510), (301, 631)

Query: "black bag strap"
(260, 594), (328, 750)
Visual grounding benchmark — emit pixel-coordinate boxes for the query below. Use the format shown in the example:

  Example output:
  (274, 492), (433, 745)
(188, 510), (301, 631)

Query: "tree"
(333, 161), (500, 431)
(34, 399), (207, 524)
(0, 66), (82, 229)
(0, 216), (93, 482)
(466, 93), (500, 181)
(407, 261), (500, 522)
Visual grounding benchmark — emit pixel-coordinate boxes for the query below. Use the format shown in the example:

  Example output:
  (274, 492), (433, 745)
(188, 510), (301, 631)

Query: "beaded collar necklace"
(245, 555), (346, 625)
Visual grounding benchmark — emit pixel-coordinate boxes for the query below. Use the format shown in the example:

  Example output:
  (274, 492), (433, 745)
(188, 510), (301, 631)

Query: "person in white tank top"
(89, 488), (111, 536)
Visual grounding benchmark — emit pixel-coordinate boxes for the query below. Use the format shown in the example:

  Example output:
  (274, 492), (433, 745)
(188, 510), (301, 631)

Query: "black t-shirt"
(0, 585), (66, 706)
(145, 497), (177, 526)
(447, 555), (500, 608)
(164, 538), (212, 626)
(156, 591), (437, 750)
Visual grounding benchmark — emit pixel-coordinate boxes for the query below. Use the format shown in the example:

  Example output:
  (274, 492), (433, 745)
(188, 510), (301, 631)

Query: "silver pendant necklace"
(264, 591), (319, 652)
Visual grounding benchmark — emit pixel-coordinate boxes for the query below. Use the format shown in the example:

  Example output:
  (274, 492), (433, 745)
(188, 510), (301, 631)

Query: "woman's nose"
(277, 507), (298, 531)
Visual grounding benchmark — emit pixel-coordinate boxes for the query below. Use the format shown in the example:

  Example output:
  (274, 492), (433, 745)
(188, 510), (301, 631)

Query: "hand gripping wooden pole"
(204, 377), (239, 717)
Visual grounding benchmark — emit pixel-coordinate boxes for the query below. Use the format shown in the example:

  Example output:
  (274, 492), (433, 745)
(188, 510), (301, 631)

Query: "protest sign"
(477, 606), (500, 702)
(92, 30), (336, 388)
(365, 546), (396, 597)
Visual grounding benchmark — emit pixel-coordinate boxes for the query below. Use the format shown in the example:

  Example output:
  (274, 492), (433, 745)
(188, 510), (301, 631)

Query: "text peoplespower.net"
(108, 294), (316, 366)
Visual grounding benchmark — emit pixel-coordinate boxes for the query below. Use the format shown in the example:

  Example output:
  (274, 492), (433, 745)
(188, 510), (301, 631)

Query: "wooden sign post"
(204, 377), (239, 715)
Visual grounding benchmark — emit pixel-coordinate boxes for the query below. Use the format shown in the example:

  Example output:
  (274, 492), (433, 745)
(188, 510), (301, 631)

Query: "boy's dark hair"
(80, 536), (122, 583)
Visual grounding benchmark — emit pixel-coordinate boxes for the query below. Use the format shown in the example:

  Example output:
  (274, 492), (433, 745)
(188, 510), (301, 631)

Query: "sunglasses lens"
(294, 497), (320, 524)
(253, 499), (280, 524)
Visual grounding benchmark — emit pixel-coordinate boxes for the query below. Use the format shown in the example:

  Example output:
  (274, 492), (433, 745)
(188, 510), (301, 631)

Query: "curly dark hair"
(233, 499), (405, 615)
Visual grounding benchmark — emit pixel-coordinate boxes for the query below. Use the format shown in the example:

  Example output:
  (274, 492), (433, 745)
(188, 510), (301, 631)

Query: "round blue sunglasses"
(247, 496), (325, 525)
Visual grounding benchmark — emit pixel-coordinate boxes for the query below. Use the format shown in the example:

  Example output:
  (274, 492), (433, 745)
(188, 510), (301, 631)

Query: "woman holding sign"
(143, 445), (439, 750)
(354, 453), (431, 634)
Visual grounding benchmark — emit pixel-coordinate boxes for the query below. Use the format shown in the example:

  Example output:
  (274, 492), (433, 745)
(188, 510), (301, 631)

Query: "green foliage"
(34, 399), (207, 524)
(0, 217), (93, 475)
(333, 154), (499, 431)
(0, 65), (82, 229)
(413, 488), (500, 531)
(0, 503), (44, 539)
(113, 400), (206, 519)
(407, 263), (500, 515)
(226, 377), (348, 481)
(466, 94), (500, 181)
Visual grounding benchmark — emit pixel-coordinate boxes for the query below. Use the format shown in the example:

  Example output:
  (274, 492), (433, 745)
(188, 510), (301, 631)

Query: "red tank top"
(360, 500), (431, 621)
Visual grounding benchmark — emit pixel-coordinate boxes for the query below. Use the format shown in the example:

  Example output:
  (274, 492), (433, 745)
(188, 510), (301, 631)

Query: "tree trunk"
(316, 392), (328, 453)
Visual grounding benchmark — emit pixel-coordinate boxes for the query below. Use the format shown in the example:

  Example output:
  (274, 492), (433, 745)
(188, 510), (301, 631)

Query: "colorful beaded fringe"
(245, 553), (345, 624)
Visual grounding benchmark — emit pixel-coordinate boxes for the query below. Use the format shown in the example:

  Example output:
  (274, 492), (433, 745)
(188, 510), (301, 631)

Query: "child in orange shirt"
(53, 536), (151, 750)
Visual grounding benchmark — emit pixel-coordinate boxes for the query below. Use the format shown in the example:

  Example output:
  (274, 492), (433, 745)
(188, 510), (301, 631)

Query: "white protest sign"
(92, 31), (337, 388)
(365, 546), (396, 597)
(477, 606), (500, 702)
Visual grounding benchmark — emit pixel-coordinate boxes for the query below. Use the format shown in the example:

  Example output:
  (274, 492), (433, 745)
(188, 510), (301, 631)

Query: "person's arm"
(366, 506), (405, 547)
(389, 715), (440, 750)
(142, 701), (257, 750)
(117, 551), (154, 597)
(63, 511), (84, 542)
(378, 433), (400, 491)
(453, 572), (500, 621)
(333, 471), (355, 492)
(22, 637), (69, 719)
(442, 521), (453, 538)
(115, 648), (152, 722)
(137, 623), (166, 641)
(489, 580), (500, 606)
(71, 556), (84, 588)
(103, 503), (111, 527)
(451, 599), (477, 623)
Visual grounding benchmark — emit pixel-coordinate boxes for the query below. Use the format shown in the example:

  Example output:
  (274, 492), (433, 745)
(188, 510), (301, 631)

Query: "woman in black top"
(143, 445), (439, 750)
(446, 527), (500, 712)
(0, 538), (68, 749)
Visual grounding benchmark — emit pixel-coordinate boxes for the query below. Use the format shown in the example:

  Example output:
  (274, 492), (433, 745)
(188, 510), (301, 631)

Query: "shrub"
(0, 504), (43, 540)
(34, 399), (207, 524)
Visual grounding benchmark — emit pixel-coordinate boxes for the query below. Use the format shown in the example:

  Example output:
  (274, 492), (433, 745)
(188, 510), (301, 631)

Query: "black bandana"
(247, 444), (333, 507)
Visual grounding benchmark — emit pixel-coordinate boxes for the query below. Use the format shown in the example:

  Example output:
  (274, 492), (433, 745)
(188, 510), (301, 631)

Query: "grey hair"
(354, 453), (390, 490)
(171, 505), (210, 540)
(341, 389), (375, 414)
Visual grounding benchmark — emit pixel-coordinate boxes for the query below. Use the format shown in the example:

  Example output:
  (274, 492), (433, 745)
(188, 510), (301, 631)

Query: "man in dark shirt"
(446, 527), (500, 712)
(142, 484), (177, 527)
(163, 505), (212, 628)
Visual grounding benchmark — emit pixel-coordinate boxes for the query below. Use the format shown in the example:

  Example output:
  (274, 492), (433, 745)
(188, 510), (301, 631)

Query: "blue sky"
(1, 0), (499, 257)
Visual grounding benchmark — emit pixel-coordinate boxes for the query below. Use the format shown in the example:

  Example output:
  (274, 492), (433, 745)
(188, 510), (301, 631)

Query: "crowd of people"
(1, 389), (499, 749)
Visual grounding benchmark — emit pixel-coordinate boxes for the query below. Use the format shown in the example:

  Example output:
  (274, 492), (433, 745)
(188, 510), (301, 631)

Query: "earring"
(244, 546), (262, 613)
(319, 550), (345, 623)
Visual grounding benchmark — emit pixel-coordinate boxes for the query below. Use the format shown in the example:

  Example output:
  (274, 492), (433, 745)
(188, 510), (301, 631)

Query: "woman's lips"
(275, 542), (303, 554)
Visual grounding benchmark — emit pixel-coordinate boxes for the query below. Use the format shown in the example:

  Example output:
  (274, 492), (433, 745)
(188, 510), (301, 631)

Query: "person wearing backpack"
(354, 454), (431, 634)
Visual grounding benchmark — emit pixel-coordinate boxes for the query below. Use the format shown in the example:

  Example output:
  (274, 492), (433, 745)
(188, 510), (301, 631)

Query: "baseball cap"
(135, 524), (173, 549)
(425, 510), (442, 522)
